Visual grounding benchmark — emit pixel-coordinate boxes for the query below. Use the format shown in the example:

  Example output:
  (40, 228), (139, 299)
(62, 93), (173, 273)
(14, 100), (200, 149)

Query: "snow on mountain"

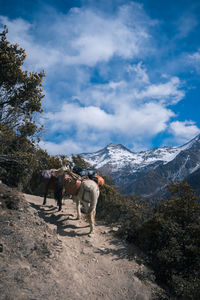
(82, 134), (200, 173)
(82, 143), (180, 172)
(81, 134), (200, 199)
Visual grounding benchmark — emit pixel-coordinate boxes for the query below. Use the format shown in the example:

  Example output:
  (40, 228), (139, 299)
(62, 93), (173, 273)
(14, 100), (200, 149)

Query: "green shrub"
(98, 181), (200, 298)
(119, 182), (200, 299)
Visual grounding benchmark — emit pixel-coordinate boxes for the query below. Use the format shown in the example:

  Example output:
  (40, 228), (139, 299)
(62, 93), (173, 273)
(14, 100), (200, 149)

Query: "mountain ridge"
(81, 134), (200, 199)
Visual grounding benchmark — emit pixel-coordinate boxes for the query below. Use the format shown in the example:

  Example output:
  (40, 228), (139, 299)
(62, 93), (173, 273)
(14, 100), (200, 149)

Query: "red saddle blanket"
(68, 179), (82, 195)
(63, 173), (82, 195)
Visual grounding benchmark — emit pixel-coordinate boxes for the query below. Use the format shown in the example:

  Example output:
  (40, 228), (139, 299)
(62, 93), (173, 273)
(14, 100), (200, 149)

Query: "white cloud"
(39, 139), (83, 156)
(126, 62), (150, 84)
(137, 77), (185, 104)
(73, 72), (185, 112)
(168, 120), (200, 144)
(0, 16), (60, 71)
(188, 49), (200, 73)
(40, 63), (185, 154)
(1, 3), (194, 155)
(43, 100), (174, 139)
(0, 3), (152, 70)
(39, 137), (106, 156)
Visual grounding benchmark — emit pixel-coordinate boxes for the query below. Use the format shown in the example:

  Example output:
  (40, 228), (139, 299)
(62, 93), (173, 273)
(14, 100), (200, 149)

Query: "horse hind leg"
(43, 194), (47, 205)
(43, 188), (48, 205)
(56, 189), (63, 212)
(86, 203), (97, 234)
(88, 210), (95, 234)
(76, 186), (84, 220)
(75, 198), (81, 220)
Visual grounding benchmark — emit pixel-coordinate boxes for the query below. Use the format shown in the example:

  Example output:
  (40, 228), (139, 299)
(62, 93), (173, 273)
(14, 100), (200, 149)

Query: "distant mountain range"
(81, 134), (200, 200)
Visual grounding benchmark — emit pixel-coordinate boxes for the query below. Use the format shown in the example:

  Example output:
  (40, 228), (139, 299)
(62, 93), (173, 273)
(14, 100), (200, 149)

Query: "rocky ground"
(0, 182), (169, 300)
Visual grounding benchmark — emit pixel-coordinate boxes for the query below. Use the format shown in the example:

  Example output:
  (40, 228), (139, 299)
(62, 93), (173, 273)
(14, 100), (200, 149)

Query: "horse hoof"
(88, 232), (94, 237)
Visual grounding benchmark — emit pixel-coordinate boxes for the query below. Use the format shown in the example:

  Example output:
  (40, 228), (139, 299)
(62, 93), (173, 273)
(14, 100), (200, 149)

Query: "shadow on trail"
(29, 200), (145, 263)
(94, 236), (146, 264)
(30, 202), (90, 237)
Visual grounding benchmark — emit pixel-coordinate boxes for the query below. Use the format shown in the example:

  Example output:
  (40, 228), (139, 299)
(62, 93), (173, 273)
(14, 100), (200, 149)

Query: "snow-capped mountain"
(81, 134), (200, 200)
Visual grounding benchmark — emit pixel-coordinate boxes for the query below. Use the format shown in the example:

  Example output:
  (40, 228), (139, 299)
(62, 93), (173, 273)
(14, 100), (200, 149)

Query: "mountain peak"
(106, 143), (133, 153)
(107, 143), (123, 147)
(81, 134), (200, 198)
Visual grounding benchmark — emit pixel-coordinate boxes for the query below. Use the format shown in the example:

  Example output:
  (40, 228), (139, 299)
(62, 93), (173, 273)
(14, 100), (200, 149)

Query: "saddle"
(72, 168), (105, 187)
(63, 170), (104, 196)
(41, 169), (52, 179)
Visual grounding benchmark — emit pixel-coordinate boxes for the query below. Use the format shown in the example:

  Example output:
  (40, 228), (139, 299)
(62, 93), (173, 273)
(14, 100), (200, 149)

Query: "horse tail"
(87, 186), (99, 213)
(85, 182), (99, 231)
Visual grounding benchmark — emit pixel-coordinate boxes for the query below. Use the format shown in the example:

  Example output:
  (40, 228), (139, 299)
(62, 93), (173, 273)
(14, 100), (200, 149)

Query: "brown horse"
(35, 170), (60, 207)
(42, 175), (58, 206)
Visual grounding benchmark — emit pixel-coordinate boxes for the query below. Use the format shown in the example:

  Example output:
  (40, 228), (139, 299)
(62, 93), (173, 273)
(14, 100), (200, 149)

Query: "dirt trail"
(21, 194), (165, 300)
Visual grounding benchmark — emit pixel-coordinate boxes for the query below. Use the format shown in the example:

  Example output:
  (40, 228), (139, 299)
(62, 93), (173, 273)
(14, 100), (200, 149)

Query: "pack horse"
(37, 170), (58, 206)
(60, 173), (100, 234)
(40, 169), (104, 234)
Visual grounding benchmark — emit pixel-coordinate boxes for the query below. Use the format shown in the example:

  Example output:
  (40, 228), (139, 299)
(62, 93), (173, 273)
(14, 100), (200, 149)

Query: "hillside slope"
(0, 183), (168, 300)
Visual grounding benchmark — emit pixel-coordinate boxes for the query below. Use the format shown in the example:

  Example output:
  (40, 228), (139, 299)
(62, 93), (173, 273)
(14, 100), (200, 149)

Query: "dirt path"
(21, 193), (165, 300)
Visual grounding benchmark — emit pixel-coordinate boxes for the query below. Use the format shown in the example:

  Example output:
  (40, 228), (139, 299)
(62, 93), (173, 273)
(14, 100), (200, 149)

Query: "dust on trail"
(22, 194), (165, 300)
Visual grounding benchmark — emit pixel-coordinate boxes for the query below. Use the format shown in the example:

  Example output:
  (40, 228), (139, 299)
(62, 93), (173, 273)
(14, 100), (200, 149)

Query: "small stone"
(101, 230), (109, 234)
(0, 244), (3, 252)
(111, 227), (119, 232)
(19, 242), (35, 257)
(3, 228), (13, 235)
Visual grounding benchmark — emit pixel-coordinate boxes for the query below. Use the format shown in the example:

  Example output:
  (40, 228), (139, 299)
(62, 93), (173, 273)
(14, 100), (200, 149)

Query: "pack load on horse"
(57, 169), (104, 233)
(72, 167), (105, 187)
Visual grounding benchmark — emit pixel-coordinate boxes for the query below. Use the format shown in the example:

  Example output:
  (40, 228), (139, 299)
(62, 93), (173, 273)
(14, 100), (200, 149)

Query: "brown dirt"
(0, 183), (169, 300)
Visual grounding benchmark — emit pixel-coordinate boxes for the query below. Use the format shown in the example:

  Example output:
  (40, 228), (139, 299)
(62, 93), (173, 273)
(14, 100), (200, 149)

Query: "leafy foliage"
(118, 181), (200, 299)
(97, 181), (200, 298)
(96, 184), (143, 226)
(0, 26), (45, 188)
(0, 26), (45, 132)
(71, 154), (92, 169)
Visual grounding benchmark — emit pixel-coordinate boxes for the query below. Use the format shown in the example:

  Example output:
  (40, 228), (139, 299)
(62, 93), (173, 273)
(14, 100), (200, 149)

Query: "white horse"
(61, 174), (100, 234)
(73, 179), (100, 234)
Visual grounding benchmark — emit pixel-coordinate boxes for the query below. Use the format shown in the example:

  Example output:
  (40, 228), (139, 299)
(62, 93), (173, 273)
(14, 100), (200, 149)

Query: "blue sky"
(1, 0), (200, 155)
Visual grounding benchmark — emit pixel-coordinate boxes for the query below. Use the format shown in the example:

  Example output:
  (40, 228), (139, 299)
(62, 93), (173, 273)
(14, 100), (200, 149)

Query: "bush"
(98, 181), (200, 298)
(96, 184), (140, 225)
(119, 181), (200, 299)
